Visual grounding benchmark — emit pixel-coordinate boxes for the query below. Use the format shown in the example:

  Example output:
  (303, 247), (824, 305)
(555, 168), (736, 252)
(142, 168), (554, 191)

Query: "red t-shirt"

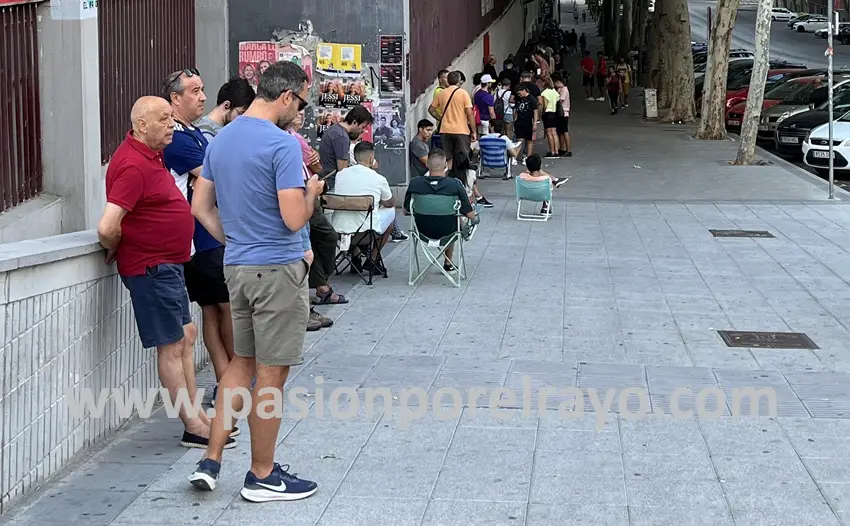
(581, 57), (595, 76)
(596, 58), (607, 76)
(105, 132), (195, 276)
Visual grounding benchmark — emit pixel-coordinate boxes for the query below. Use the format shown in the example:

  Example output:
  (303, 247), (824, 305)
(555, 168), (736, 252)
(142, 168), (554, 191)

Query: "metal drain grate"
(717, 330), (819, 350)
(710, 229), (775, 238)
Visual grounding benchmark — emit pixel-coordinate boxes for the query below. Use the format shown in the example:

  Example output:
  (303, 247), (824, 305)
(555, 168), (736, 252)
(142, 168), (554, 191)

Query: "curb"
(751, 137), (850, 200)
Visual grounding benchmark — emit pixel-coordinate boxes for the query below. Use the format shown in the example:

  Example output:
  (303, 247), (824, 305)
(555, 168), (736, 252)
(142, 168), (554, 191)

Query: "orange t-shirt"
(434, 86), (473, 135)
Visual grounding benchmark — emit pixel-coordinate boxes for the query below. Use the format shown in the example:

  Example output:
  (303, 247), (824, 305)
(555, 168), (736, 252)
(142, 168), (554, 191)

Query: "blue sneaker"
(188, 458), (221, 491)
(240, 463), (318, 502)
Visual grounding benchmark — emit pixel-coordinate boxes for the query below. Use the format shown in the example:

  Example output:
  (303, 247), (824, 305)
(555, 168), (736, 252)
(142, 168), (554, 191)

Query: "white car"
(794, 17), (829, 32)
(771, 8), (793, 21)
(802, 115), (850, 175)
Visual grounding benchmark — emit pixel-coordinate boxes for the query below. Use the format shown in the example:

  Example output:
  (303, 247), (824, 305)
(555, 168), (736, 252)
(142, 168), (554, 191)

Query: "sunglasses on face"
(290, 90), (309, 111)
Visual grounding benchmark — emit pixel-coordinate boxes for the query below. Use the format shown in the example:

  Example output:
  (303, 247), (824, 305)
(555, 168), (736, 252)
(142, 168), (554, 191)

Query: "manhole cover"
(710, 229), (775, 238)
(717, 331), (819, 349)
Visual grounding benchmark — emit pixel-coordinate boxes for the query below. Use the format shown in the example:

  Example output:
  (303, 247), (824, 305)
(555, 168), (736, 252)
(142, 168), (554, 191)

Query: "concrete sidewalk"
(7, 14), (850, 526)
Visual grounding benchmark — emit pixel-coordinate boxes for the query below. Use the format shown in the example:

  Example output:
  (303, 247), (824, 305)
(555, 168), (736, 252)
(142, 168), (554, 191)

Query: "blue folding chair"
(515, 178), (553, 221)
(477, 135), (511, 180)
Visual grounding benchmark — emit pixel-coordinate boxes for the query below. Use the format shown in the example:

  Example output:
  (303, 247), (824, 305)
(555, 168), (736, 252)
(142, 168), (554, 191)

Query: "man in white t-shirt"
(331, 141), (396, 266)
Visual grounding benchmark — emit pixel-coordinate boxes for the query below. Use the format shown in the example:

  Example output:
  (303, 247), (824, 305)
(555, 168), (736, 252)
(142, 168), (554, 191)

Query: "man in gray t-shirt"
(318, 105), (373, 189)
(409, 119), (434, 177)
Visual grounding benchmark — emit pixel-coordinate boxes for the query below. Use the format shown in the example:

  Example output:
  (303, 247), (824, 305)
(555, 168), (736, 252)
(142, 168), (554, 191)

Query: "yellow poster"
(316, 44), (334, 71)
(334, 44), (362, 73)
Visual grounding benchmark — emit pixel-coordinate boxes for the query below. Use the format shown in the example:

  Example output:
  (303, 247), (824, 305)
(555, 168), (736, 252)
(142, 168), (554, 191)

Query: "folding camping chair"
(476, 134), (512, 180)
(321, 194), (388, 285)
(515, 178), (553, 221)
(408, 194), (471, 288)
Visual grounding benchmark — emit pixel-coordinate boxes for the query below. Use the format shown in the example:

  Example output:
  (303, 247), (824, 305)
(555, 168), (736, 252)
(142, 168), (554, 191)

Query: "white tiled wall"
(0, 250), (205, 513)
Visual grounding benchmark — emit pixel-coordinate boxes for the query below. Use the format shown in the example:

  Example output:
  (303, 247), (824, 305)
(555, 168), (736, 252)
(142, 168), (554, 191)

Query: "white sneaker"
(511, 158), (518, 165)
(586, 97), (594, 101)
(597, 97), (605, 101)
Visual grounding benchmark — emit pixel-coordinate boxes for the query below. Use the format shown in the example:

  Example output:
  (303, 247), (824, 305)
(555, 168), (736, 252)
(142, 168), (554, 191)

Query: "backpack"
(473, 104), (482, 126)
(494, 89), (508, 120)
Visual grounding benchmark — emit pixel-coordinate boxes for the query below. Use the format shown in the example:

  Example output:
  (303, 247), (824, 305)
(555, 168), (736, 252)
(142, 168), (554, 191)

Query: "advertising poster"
(318, 78), (366, 108)
(379, 35), (403, 65)
(278, 43), (314, 88)
(360, 101), (374, 143)
(315, 43), (363, 75)
(379, 65), (404, 96)
(316, 108), (344, 139)
(371, 99), (404, 149)
(238, 42), (277, 89)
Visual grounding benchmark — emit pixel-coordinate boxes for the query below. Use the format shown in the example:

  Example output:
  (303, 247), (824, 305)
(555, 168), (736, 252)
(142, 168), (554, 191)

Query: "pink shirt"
(519, 171), (550, 183)
(558, 86), (570, 117)
(290, 131), (313, 165)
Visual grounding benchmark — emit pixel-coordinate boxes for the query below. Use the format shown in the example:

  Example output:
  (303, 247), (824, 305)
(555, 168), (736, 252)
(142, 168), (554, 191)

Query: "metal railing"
(0, 3), (43, 214)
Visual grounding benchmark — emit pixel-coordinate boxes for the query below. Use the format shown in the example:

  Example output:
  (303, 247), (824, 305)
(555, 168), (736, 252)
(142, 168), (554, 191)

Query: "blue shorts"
(121, 263), (192, 349)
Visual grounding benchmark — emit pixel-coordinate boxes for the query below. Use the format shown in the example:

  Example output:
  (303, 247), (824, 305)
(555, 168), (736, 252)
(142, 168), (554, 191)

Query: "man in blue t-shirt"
(188, 62), (322, 503)
(162, 70), (235, 401)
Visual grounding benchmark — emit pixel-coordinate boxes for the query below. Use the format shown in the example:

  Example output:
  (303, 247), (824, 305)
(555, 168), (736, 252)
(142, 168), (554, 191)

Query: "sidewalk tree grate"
(710, 229), (775, 238)
(717, 330), (819, 350)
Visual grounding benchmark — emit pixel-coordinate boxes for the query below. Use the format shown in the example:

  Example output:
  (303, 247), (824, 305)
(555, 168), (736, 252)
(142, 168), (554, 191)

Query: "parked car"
(726, 75), (823, 131)
(837, 25), (850, 44)
(788, 13), (816, 28)
(815, 23), (850, 38)
(775, 86), (850, 158)
(772, 7), (794, 21)
(802, 111), (850, 175)
(725, 68), (818, 110)
(694, 50), (755, 78)
(757, 75), (850, 140)
(794, 16), (830, 32)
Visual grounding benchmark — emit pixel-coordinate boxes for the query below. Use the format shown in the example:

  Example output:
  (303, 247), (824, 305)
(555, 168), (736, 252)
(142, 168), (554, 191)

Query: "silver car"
(759, 75), (850, 139)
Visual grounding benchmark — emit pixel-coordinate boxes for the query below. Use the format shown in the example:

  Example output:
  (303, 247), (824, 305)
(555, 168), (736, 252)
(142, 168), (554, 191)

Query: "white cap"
(480, 74), (495, 84)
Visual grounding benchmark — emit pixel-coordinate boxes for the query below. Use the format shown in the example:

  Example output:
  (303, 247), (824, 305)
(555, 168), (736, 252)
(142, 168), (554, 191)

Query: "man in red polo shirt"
(96, 96), (234, 450)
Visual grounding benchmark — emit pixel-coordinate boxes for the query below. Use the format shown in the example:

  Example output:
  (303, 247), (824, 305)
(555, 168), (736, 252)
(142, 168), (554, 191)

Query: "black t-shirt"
(514, 95), (538, 127)
(498, 69), (520, 89)
(525, 83), (541, 99)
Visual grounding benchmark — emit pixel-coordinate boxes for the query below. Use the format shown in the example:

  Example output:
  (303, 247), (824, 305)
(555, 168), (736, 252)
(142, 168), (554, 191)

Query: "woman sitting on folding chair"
(518, 154), (569, 215)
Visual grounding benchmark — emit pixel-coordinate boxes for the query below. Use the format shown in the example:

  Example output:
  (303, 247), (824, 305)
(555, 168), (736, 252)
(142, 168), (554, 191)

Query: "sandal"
(312, 287), (349, 305)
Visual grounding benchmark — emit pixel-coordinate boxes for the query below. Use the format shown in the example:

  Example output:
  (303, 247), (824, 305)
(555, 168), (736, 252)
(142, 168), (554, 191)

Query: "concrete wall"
(407, 0), (540, 140)
(0, 231), (206, 513)
(35, 1), (103, 237)
(196, 0), (230, 100)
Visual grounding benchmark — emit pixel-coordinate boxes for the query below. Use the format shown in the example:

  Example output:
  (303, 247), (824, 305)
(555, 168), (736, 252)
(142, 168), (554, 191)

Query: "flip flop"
(312, 287), (349, 305)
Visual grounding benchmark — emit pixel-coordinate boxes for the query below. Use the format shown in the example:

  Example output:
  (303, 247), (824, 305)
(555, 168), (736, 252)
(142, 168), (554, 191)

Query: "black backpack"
(494, 89), (508, 120)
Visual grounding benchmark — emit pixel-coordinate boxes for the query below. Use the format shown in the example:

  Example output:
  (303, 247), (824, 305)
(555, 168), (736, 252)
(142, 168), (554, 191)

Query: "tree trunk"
(633, 0), (648, 51)
(647, 10), (663, 93)
(662, 0), (695, 121)
(696, 0), (741, 139)
(598, 0), (606, 36)
(604, 0), (618, 55)
(618, 0), (633, 57)
(734, 0), (772, 164)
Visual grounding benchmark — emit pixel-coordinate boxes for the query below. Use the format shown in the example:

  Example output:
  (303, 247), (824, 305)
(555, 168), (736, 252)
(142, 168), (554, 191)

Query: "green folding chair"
(516, 177), (553, 222)
(408, 194), (469, 287)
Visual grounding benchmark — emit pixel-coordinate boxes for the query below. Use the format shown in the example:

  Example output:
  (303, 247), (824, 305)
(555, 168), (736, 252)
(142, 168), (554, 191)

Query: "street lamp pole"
(828, 5), (836, 199)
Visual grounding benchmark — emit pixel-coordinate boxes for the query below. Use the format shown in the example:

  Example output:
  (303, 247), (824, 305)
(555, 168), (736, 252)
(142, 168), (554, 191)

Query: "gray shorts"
(441, 133), (471, 161)
(224, 260), (310, 366)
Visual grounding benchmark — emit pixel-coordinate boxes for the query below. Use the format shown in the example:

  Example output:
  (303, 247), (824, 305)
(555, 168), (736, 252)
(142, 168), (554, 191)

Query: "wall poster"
(371, 99), (404, 149)
(237, 41), (314, 89)
(314, 43), (363, 75)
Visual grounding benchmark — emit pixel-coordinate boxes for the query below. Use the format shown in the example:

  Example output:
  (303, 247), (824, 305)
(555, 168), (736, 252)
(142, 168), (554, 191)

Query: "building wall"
(409, 0), (513, 99)
(407, 0), (539, 139)
(227, 0), (409, 185)
(0, 231), (207, 514)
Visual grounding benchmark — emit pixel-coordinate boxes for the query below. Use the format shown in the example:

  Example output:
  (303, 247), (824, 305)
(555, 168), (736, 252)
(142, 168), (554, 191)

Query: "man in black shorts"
(513, 84), (539, 164)
(404, 149), (477, 272)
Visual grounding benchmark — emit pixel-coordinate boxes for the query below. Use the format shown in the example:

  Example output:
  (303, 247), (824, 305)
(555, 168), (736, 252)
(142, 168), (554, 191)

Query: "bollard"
(644, 88), (658, 119)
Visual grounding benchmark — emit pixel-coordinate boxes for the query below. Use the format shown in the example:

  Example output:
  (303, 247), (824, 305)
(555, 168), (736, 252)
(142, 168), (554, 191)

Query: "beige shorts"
(224, 260), (310, 366)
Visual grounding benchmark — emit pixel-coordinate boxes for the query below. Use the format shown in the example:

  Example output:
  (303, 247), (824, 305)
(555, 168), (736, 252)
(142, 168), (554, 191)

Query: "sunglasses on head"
(165, 68), (200, 86)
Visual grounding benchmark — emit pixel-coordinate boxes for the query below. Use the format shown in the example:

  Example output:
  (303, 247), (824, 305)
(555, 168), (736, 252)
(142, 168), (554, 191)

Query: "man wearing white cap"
(473, 74), (497, 136)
